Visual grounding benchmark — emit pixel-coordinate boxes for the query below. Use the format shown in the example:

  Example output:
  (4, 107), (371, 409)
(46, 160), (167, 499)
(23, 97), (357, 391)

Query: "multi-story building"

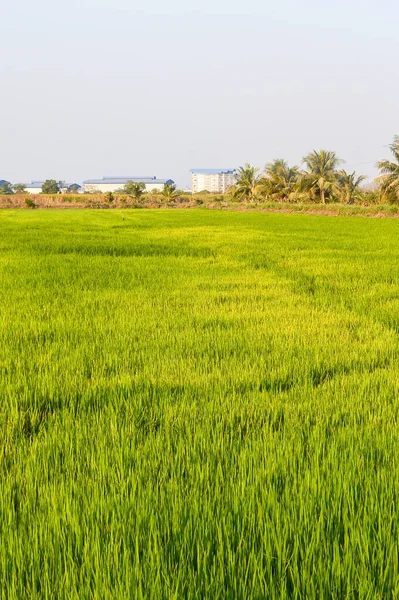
(82, 176), (174, 194)
(190, 169), (236, 194)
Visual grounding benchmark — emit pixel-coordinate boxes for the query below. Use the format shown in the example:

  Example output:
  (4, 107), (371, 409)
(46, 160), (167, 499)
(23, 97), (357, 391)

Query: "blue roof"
(103, 176), (156, 181)
(0, 180), (9, 186)
(190, 169), (236, 175)
(23, 181), (44, 188)
(83, 177), (174, 185)
(22, 181), (81, 189)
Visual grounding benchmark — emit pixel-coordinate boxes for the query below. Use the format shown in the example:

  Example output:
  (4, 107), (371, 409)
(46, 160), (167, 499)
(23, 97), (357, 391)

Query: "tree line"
(232, 136), (399, 204)
(0, 180), (80, 195)
(2, 136), (399, 204)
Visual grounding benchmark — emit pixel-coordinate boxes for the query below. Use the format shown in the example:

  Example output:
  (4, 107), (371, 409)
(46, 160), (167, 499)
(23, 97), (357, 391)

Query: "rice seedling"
(1, 209), (399, 598)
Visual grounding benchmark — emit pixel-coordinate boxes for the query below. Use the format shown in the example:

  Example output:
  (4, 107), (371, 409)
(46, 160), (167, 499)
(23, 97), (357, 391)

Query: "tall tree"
(13, 183), (26, 194)
(234, 163), (261, 202)
(161, 183), (179, 203)
(41, 180), (61, 194)
(376, 135), (399, 202)
(0, 181), (14, 195)
(337, 170), (366, 204)
(119, 181), (146, 199)
(262, 159), (299, 201)
(301, 150), (343, 203)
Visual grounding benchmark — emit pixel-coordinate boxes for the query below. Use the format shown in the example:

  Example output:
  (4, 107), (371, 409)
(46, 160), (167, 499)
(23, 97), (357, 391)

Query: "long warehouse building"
(83, 176), (174, 194)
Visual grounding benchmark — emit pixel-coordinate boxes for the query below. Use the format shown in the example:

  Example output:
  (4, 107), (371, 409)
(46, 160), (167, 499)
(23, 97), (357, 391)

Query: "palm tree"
(234, 163), (261, 202)
(119, 181), (146, 199)
(161, 183), (179, 203)
(376, 135), (399, 202)
(300, 150), (343, 203)
(262, 159), (299, 202)
(337, 170), (366, 204)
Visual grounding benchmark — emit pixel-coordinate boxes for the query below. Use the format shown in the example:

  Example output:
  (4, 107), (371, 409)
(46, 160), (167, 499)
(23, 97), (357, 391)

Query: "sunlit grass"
(1, 209), (399, 598)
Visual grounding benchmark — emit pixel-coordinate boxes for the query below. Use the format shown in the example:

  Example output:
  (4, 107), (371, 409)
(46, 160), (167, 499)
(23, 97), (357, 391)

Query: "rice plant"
(1, 209), (399, 598)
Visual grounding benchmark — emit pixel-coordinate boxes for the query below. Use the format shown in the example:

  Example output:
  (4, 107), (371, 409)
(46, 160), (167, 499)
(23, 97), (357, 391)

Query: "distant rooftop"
(23, 181), (45, 189)
(21, 181), (81, 189)
(190, 169), (236, 175)
(83, 176), (174, 185)
(103, 176), (156, 181)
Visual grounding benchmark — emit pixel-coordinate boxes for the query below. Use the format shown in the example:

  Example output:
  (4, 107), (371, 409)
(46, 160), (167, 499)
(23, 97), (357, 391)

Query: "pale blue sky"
(1, 0), (398, 186)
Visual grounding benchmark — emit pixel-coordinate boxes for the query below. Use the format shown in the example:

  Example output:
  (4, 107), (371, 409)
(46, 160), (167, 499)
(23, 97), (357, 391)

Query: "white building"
(190, 169), (236, 194)
(23, 181), (45, 194)
(82, 176), (174, 194)
(22, 181), (82, 194)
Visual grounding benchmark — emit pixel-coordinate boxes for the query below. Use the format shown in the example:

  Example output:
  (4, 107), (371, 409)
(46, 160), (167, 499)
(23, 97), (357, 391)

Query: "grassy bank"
(1, 193), (399, 218)
(2, 210), (399, 597)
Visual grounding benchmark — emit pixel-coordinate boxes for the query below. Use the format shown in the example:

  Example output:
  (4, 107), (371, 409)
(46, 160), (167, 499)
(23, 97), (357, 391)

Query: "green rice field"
(2, 209), (399, 598)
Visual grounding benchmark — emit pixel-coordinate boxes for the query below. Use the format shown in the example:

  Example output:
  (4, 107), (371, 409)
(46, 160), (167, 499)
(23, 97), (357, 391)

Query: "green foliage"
(13, 183), (27, 194)
(262, 159), (300, 201)
(161, 183), (179, 202)
(360, 188), (380, 205)
(337, 170), (366, 204)
(104, 191), (114, 203)
(119, 180), (146, 199)
(0, 181), (14, 195)
(67, 184), (80, 194)
(41, 179), (61, 194)
(24, 197), (36, 208)
(234, 163), (262, 202)
(376, 135), (399, 203)
(2, 210), (399, 597)
(233, 153), (367, 205)
(300, 149), (343, 203)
